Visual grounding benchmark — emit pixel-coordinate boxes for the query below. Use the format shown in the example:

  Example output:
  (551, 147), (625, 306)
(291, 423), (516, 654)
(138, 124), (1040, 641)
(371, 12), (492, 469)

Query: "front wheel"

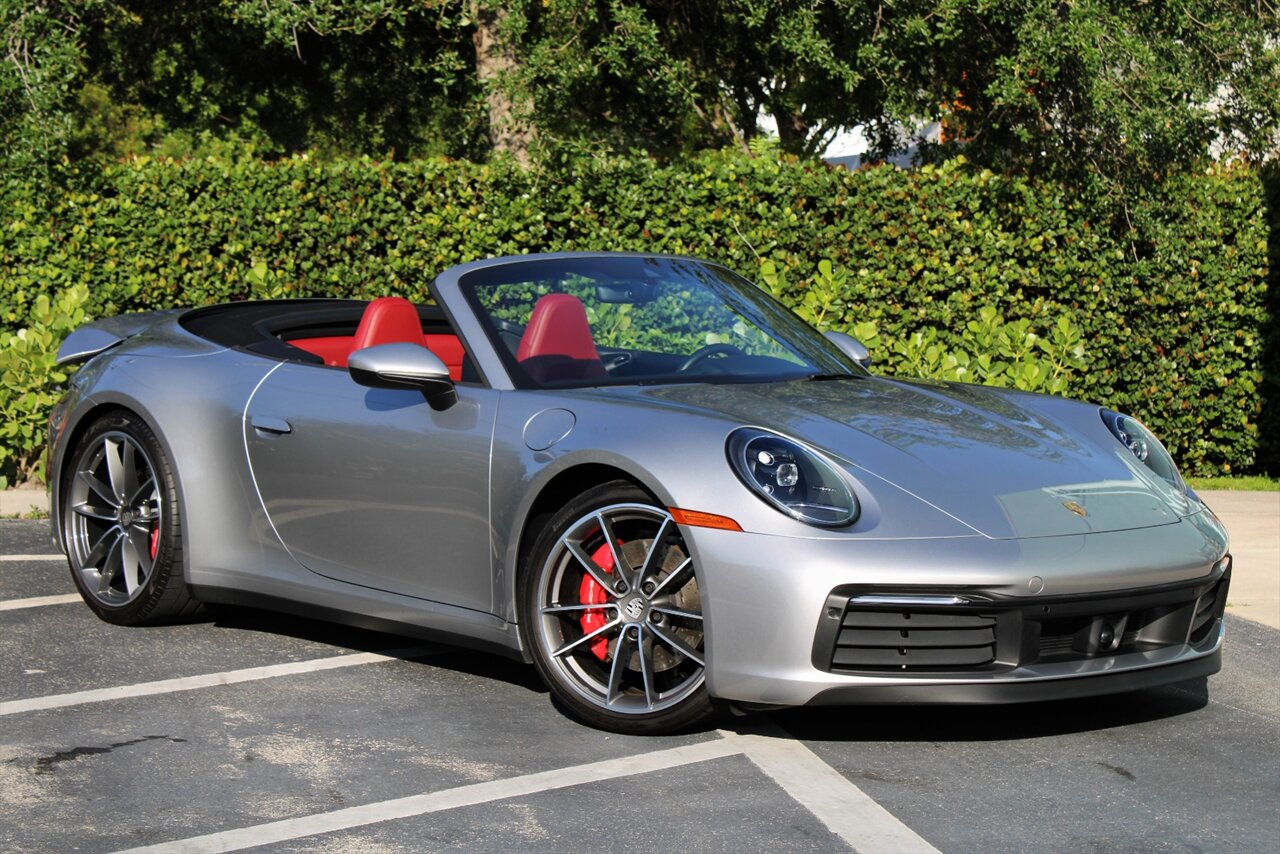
(520, 482), (717, 734)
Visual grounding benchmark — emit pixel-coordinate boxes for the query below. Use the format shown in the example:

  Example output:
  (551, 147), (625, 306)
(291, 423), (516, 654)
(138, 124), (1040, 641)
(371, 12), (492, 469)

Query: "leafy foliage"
(2, 0), (486, 172)
(0, 153), (1270, 480)
(519, 0), (892, 158)
(896, 0), (1280, 191)
(0, 285), (88, 488)
(768, 263), (1090, 396)
(1, 1), (103, 178)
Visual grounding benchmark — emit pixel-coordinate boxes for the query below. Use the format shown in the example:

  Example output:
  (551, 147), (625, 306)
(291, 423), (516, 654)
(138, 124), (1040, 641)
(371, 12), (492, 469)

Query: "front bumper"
(687, 514), (1229, 707)
(806, 645), (1221, 705)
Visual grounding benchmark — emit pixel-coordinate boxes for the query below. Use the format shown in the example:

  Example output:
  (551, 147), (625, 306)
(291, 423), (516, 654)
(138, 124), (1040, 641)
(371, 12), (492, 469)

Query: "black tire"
(61, 411), (200, 625)
(519, 481), (718, 734)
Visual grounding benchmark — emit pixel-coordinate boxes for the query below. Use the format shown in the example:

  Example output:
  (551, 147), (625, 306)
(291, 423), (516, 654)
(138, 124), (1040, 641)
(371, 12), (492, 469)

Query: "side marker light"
(668, 508), (742, 531)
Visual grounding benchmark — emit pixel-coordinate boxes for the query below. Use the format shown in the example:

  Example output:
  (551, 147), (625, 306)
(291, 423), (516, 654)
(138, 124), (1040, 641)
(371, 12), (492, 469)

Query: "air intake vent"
(830, 610), (996, 671)
(1190, 580), (1226, 641)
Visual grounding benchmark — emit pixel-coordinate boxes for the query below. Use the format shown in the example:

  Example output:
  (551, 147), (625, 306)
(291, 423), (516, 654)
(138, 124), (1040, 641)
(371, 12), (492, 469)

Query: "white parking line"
(111, 727), (936, 854)
(0, 646), (435, 716)
(0, 554), (64, 561)
(115, 739), (742, 854)
(721, 727), (940, 853)
(0, 593), (81, 611)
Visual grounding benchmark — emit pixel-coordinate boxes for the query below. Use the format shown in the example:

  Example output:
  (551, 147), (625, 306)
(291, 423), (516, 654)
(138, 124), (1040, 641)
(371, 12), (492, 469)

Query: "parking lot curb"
(0, 488), (47, 517)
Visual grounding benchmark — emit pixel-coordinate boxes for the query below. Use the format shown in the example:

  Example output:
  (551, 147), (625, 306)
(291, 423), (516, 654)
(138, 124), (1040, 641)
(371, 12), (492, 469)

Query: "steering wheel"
(678, 343), (744, 372)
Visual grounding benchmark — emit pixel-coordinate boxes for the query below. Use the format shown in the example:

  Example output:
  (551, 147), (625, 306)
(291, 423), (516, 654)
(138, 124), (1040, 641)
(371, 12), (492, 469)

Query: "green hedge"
(1, 152), (1271, 482)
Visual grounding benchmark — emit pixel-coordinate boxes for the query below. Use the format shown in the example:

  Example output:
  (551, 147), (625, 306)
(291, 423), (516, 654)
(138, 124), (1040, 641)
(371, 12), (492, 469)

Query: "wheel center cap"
(119, 509), (134, 526)
(622, 597), (646, 621)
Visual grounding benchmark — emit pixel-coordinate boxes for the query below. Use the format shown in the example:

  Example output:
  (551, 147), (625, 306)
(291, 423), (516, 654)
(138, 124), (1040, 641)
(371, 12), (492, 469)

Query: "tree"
(886, 0), (1280, 190)
(470, 1), (535, 164)
(3, 0), (1275, 189)
(86, 1), (486, 160)
(518, 0), (898, 158)
(514, 0), (1278, 182)
(2, 0), (491, 170)
(1, 1), (98, 175)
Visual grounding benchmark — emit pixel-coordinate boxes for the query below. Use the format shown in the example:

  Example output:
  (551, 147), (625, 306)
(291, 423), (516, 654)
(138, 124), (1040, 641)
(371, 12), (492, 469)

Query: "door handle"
(251, 416), (292, 436)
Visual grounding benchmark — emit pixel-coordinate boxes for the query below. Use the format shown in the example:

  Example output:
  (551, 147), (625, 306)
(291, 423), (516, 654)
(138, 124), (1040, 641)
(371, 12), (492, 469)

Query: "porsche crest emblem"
(1063, 500), (1088, 518)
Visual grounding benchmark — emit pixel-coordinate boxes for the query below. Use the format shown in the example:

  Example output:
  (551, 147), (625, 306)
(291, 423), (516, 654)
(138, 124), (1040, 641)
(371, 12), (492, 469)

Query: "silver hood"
(610, 377), (1195, 540)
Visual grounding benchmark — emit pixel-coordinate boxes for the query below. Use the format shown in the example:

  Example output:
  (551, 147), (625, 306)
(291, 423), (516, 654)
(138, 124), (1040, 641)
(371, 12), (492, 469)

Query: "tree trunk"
(773, 106), (810, 156)
(471, 3), (535, 166)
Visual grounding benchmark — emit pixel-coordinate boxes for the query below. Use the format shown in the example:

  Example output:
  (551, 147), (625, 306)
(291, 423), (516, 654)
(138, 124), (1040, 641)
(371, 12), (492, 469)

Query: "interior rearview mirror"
(595, 281), (656, 304)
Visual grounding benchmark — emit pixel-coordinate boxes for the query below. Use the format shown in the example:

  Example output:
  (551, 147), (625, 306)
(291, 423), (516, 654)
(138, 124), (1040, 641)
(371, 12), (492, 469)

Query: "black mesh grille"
(831, 610), (996, 671)
(1037, 631), (1076, 660)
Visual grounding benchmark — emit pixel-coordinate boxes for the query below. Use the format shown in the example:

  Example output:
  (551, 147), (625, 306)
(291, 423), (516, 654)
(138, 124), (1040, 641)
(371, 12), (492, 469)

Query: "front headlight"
(726, 428), (858, 527)
(1101, 409), (1184, 492)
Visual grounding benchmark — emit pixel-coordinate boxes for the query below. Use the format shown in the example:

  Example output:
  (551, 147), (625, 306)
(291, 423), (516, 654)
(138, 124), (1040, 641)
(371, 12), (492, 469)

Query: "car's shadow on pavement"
(760, 679), (1210, 743)
(204, 604), (549, 694)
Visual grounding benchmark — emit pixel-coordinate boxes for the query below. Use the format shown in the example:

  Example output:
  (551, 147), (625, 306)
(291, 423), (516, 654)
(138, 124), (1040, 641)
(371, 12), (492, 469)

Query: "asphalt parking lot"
(2, 517), (1278, 853)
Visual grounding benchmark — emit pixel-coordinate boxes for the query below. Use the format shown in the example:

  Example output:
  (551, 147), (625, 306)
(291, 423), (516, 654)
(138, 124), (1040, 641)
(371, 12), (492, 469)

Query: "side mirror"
(824, 331), (872, 369)
(348, 343), (457, 411)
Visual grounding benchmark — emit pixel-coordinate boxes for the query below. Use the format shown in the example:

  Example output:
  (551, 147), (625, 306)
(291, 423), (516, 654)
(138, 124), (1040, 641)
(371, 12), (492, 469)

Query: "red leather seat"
(424, 333), (466, 381)
(351, 297), (426, 352)
(290, 298), (470, 380)
(291, 335), (353, 367)
(517, 294), (608, 385)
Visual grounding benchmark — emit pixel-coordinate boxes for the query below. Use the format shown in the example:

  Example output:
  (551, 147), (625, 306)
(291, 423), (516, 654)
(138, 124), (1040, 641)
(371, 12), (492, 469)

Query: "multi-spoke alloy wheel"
(62, 412), (197, 625)
(522, 482), (716, 734)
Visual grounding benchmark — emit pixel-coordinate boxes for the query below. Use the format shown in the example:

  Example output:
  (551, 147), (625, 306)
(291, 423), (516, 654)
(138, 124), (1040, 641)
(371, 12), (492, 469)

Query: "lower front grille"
(833, 611), (996, 670)
(813, 561), (1230, 676)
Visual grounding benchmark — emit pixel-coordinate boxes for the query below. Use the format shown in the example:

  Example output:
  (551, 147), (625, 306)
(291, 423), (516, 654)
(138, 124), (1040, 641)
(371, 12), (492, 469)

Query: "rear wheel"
(520, 481), (717, 734)
(62, 411), (199, 625)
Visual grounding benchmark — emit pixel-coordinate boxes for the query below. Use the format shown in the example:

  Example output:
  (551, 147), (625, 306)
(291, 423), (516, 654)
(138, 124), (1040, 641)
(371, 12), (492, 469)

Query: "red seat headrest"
(517, 294), (601, 362)
(516, 294), (609, 384)
(351, 297), (425, 352)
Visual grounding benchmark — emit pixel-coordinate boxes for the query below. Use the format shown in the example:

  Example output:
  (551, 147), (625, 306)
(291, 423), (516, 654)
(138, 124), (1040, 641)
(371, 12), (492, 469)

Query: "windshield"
(459, 256), (865, 389)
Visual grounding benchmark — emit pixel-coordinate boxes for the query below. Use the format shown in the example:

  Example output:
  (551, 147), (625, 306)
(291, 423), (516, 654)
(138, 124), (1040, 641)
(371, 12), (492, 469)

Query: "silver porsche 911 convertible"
(47, 252), (1230, 733)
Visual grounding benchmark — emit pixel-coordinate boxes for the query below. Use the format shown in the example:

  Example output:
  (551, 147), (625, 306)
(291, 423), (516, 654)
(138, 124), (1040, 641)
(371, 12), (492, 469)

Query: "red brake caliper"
(149, 524), (159, 560)
(579, 542), (617, 661)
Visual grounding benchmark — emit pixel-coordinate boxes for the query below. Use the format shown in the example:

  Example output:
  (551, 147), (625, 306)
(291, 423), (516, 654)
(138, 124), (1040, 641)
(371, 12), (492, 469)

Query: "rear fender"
(48, 352), (282, 586)
(56, 311), (183, 365)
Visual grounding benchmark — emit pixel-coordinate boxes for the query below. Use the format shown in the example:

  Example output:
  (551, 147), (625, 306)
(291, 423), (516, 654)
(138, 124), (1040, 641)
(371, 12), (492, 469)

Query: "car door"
(244, 361), (498, 613)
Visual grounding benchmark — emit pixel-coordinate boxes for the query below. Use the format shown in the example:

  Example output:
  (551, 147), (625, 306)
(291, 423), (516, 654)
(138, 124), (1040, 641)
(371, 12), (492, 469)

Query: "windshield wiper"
(799, 372), (862, 382)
